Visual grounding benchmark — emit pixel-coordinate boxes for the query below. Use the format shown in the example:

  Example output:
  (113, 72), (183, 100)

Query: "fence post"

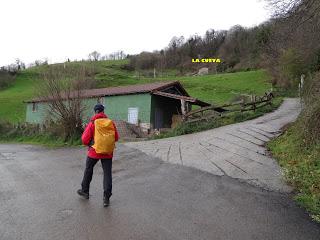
(268, 93), (272, 106)
(180, 99), (186, 121)
(241, 99), (245, 112)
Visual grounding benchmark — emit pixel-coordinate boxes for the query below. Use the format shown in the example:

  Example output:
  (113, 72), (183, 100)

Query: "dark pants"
(81, 156), (112, 198)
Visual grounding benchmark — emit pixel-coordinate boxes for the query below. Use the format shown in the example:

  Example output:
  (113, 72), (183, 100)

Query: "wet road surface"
(125, 98), (301, 192)
(0, 143), (319, 240)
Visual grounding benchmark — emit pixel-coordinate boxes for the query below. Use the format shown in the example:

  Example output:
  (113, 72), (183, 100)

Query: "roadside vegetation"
(0, 122), (82, 146)
(268, 72), (320, 222)
(261, 0), (320, 222)
(268, 123), (320, 222)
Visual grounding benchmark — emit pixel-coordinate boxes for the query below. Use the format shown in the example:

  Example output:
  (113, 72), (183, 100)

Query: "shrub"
(278, 48), (306, 88)
(301, 71), (320, 144)
(0, 70), (15, 89)
(0, 121), (82, 146)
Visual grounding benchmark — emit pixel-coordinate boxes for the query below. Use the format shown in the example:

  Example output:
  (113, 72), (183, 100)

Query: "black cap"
(94, 103), (105, 113)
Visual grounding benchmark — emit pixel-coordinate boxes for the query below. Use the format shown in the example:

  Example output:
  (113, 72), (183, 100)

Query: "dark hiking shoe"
(103, 196), (110, 207)
(77, 189), (89, 199)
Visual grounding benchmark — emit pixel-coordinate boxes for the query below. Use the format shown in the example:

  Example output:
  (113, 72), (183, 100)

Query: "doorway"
(154, 107), (164, 129)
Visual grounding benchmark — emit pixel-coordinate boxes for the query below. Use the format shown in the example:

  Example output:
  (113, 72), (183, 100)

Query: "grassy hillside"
(0, 59), (272, 123)
(0, 70), (39, 122)
(165, 71), (272, 104)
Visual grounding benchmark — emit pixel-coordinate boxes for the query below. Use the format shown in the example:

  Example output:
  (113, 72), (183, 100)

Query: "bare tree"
(15, 59), (25, 70)
(88, 51), (101, 61)
(263, 0), (320, 86)
(37, 65), (97, 140)
(34, 58), (48, 66)
(266, 0), (302, 17)
(266, 0), (320, 26)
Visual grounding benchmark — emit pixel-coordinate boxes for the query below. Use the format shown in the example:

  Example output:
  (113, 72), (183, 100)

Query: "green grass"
(167, 70), (273, 104)
(0, 59), (273, 123)
(268, 123), (320, 222)
(0, 70), (39, 122)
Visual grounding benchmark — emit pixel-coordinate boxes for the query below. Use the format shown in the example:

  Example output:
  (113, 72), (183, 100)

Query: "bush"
(301, 71), (320, 144)
(0, 70), (15, 89)
(278, 48), (306, 88)
(267, 71), (320, 222)
(0, 121), (82, 146)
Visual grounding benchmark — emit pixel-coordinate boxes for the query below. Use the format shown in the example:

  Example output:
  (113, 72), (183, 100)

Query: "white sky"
(0, 0), (270, 66)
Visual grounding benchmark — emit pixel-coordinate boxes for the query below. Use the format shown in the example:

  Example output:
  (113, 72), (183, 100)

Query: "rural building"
(25, 81), (209, 132)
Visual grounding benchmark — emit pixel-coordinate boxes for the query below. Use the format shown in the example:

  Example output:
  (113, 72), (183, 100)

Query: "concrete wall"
(102, 94), (151, 124)
(26, 102), (50, 124)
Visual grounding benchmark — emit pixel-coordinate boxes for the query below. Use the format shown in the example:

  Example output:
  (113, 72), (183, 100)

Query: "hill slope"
(0, 60), (272, 123)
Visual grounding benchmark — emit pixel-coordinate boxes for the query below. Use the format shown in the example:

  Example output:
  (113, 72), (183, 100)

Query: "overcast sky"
(0, 0), (270, 66)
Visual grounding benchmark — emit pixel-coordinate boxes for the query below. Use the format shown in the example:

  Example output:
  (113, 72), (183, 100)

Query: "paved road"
(125, 98), (301, 192)
(1, 99), (319, 239)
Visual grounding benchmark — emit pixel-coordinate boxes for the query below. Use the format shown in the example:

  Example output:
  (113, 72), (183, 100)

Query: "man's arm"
(82, 122), (94, 146)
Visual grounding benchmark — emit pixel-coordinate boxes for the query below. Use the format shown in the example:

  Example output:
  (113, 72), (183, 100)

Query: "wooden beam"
(181, 99), (186, 119)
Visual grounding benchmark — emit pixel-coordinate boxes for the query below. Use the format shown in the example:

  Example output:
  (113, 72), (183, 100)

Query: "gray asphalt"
(0, 143), (319, 240)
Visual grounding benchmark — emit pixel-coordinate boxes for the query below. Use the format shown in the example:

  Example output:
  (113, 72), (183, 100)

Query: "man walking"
(77, 103), (119, 207)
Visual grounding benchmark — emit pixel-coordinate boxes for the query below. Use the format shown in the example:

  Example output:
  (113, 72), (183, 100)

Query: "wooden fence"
(183, 92), (274, 124)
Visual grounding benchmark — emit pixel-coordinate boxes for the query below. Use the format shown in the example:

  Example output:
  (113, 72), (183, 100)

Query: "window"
(32, 102), (38, 112)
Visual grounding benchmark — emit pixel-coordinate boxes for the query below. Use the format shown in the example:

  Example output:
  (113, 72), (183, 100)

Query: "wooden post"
(268, 94), (272, 106)
(181, 99), (186, 121)
(241, 98), (245, 112)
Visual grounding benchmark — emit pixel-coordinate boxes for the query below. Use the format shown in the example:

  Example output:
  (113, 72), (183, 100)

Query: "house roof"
(25, 81), (190, 103)
(152, 91), (210, 107)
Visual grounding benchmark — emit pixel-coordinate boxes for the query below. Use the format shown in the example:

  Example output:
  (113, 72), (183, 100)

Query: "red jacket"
(82, 112), (119, 159)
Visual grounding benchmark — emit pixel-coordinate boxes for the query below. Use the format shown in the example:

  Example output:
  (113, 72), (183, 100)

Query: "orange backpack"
(92, 118), (116, 154)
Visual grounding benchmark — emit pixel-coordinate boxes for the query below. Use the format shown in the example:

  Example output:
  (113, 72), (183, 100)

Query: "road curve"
(125, 98), (301, 192)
